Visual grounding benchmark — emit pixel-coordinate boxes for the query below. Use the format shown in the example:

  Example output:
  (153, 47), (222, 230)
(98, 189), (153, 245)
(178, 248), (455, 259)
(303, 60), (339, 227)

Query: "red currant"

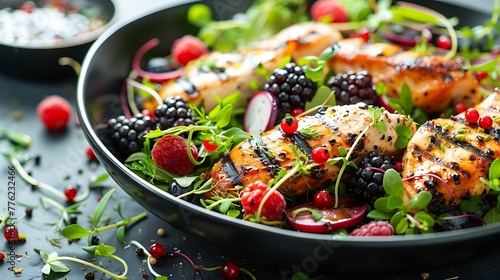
(291, 107), (304, 116)
(313, 189), (334, 208)
(203, 139), (218, 151)
(240, 181), (286, 221)
(4, 226), (19, 242)
(86, 146), (98, 161)
(280, 115), (299, 134)
(64, 186), (78, 202)
(0, 252), (5, 261)
(479, 115), (493, 129)
(435, 35), (452, 50)
(220, 261), (240, 280)
(359, 27), (371, 42)
(464, 108), (480, 123)
(395, 161), (403, 172)
(149, 243), (166, 259)
(311, 147), (329, 164)
(454, 102), (468, 114)
(475, 71), (489, 82)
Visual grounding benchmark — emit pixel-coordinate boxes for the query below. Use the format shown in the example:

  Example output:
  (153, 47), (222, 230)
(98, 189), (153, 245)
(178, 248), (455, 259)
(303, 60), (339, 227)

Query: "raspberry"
(264, 62), (317, 122)
(154, 96), (196, 130)
(311, 0), (349, 23)
(151, 135), (198, 176)
(240, 181), (286, 221)
(350, 220), (394, 236)
(326, 71), (379, 106)
(107, 113), (155, 158)
(171, 35), (209, 65)
(36, 95), (73, 132)
(349, 152), (397, 205)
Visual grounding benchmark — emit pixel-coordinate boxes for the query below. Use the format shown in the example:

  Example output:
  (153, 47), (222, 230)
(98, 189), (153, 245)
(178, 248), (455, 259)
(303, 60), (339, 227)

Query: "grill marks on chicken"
(401, 91), (500, 214)
(328, 37), (481, 113)
(158, 22), (342, 111)
(209, 104), (416, 198)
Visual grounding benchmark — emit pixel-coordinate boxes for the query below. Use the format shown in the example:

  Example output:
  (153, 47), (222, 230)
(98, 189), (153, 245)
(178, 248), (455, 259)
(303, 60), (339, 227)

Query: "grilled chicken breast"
(157, 22), (342, 111)
(328, 37), (482, 114)
(209, 104), (416, 198)
(401, 91), (500, 213)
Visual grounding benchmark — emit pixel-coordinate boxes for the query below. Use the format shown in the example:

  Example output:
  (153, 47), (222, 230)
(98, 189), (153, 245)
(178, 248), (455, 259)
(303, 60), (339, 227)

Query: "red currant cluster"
(464, 108), (493, 129)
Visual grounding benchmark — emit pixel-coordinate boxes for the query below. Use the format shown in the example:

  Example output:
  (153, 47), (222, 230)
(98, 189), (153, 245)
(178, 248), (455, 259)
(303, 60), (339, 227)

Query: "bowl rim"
(76, 0), (500, 248)
(0, 0), (118, 50)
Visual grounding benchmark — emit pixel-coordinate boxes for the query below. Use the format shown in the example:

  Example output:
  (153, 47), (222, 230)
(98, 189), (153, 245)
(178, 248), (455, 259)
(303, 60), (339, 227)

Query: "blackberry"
(349, 152), (397, 205)
(264, 62), (316, 122)
(107, 113), (155, 158)
(154, 96), (196, 130)
(326, 71), (379, 106)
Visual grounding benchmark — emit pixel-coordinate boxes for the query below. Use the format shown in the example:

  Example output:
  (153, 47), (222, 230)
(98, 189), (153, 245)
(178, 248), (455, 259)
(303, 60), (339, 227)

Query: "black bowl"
(77, 0), (500, 276)
(0, 0), (116, 80)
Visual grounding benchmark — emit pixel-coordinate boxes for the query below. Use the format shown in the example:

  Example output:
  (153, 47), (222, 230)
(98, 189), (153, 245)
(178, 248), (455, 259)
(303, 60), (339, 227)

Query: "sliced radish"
(244, 91), (278, 134)
(286, 198), (367, 233)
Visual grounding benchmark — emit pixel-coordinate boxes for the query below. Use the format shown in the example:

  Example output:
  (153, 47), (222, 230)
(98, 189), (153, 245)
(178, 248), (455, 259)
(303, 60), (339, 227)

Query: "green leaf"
(292, 272), (311, 280)
(92, 188), (116, 228)
(215, 104), (232, 128)
(394, 137), (409, 149)
(319, 43), (340, 61)
(174, 176), (197, 188)
(187, 4), (212, 27)
(396, 125), (413, 139)
(409, 191), (432, 210)
(218, 200), (232, 214)
(116, 225), (126, 244)
(395, 217), (409, 234)
(42, 264), (51, 275)
(305, 85), (336, 110)
(156, 276), (169, 280)
(226, 209), (241, 218)
(83, 243), (117, 257)
(414, 212), (435, 228)
(399, 83), (413, 115)
(61, 224), (92, 239)
(338, 146), (348, 157)
(373, 197), (392, 213)
(5, 129), (32, 148)
(391, 6), (440, 25)
(386, 195), (404, 210)
(483, 207), (500, 224)
(49, 261), (71, 273)
(376, 121), (387, 132)
(90, 173), (109, 186)
(40, 250), (49, 263)
(389, 211), (406, 228)
(367, 209), (393, 220)
(460, 196), (484, 213)
(383, 169), (404, 197)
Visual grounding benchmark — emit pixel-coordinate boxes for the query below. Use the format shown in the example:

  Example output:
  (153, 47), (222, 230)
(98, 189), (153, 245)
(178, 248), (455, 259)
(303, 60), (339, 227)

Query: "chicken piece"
(328, 38), (482, 114)
(209, 104), (416, 198)
(157, 22), (342, 111)
(401, 91), (500, 214)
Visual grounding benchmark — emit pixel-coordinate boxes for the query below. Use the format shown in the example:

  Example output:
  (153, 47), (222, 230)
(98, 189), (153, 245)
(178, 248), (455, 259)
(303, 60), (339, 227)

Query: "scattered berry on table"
(311, 147), (330, 164)
(91, 234), (100, 245)
(220, 261), (240, 280)
(171, 35), (209, 65)
(18, 233), (26, 242)
(240, 181), (286, 221)
(149, 243), (166, 259)
(0, 252), (5, 261)
(4, 226), (19, 242)
(63, 185), (78, 202)
(264, 62), (317, 122)
(280, 115), (299, 134)
(310, 0), (349, 23)
(464, 108), (480, 123)
(151, 134), (198, 176)
(349, 152), (398, 205)
(326, 71), (379, 106)
(313, 189), (334, 209)
(154, 96), (196, 130)
(36, 95), (73, 132)
(85, 146), (98, 161)
(84, 271), (95, 280)
(350, 220), (394, 236)
(107, 113), (155, 158)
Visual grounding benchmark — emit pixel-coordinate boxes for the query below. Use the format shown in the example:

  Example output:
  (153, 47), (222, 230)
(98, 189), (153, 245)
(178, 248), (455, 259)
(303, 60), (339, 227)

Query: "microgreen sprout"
(39, 195), (82, 230)
(4, 151), (90, 203)
(38, 244), (128, 280)
(130, 240), (166, 279)
(0, 127), (32, 148)
(367, 169), (435, 234)
(61, 188), (147, 245)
